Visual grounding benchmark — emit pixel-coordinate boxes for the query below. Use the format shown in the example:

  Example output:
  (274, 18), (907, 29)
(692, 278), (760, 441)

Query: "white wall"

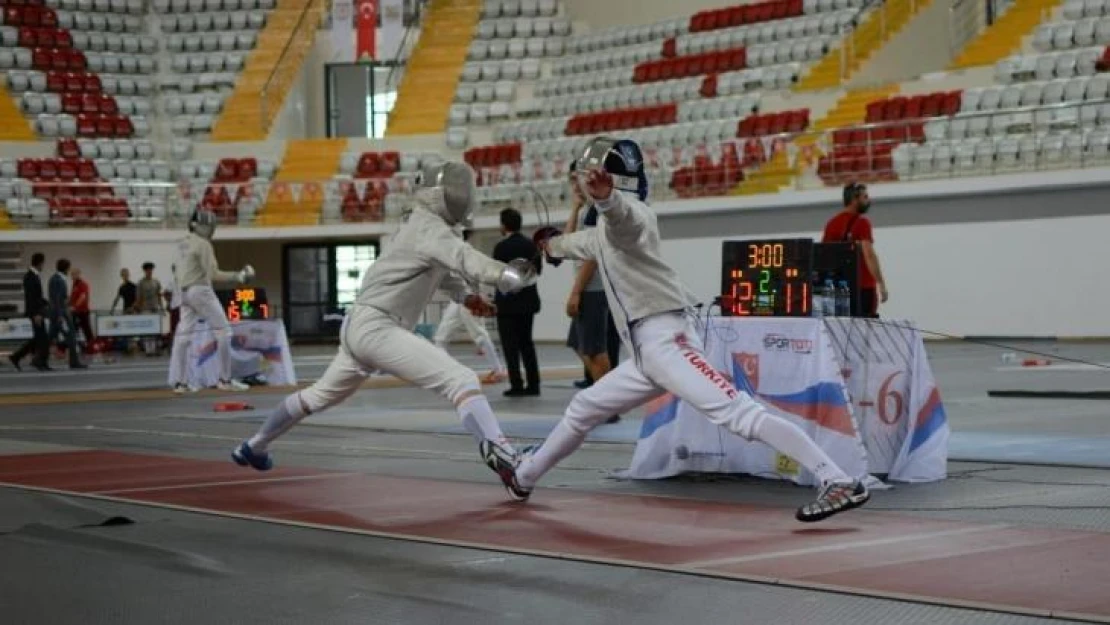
(524, 184), (1110, 340)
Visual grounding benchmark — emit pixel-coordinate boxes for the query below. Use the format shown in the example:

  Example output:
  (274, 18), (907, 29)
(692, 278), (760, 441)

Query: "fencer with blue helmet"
(168, 208), (255, 393)
(486, 136), (872, 522)
(232, 160), (534, 487)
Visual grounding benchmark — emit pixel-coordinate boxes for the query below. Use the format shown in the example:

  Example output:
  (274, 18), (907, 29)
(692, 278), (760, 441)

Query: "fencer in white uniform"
(433, 228), (507, 383)
(484, 138), (871, 523)
(231, 161), (537, 477)
(170, 209), (254, 393)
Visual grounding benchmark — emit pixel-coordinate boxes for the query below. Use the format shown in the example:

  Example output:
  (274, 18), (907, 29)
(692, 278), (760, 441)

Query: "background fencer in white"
(232, 162), (538, 478)
(434, 300), (507, 382)
(433, 228), (507, 383)
(170, 209), (254, 393)
(494, 138), (870, 523)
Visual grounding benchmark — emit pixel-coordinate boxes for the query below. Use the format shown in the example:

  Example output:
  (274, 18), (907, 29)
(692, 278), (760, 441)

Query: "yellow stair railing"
(949, 0), (1062, 69)
(795, 0), (931, 91)
(210, 0), (324, 141)
(385, 0), (480, 136)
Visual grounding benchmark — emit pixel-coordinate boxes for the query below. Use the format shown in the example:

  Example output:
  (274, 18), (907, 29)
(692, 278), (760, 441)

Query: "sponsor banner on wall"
(331, 0), (354, 63)
(95, 313), (164, 337)
(0, 317), (33, 341)
(378, 0), (405, 60)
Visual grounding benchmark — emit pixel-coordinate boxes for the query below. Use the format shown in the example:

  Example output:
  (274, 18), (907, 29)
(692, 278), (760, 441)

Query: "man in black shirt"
(111, 267), (137, 314)
(493, 208), (542, 396)
(9, 252), (49, 371)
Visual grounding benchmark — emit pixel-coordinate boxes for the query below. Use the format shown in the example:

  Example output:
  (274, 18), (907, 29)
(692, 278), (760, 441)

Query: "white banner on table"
(0, 317), (32, 341)
(166, 319), (297, 389)
(626, 318), (872, 487)
(824, 318), (949, 482)
(96, 313), (164, 337)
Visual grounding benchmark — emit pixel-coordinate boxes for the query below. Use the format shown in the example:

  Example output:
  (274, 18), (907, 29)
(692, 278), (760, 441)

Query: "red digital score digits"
(728, 269), (753, 315)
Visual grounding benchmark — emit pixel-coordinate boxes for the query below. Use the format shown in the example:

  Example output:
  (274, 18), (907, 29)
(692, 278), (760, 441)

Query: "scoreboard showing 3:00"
(720, 238), (814, 317)
(215, 288), (270, 322)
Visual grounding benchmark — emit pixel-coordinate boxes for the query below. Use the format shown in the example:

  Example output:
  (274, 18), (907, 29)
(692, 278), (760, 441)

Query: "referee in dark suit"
(493, 208), (542, 396)
(9, 252), (50, 371)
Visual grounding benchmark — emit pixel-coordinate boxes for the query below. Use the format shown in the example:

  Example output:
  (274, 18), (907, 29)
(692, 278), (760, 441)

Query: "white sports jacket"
(548, 189), (700, 350)
(175, 231), (240, 290)
(354, 188), (506, 330)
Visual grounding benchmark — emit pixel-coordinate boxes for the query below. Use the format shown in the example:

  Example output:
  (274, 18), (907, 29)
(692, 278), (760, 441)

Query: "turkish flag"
(356, 0), (376, 59)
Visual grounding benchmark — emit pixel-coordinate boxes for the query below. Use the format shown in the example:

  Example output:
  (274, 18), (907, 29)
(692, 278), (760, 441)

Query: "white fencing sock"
(516, 419), (584, 489)
(752, 414), (851, 486)
(248, 393), (309, 454)
(476, 336), (504, 373)
(457, 394), (515, 454)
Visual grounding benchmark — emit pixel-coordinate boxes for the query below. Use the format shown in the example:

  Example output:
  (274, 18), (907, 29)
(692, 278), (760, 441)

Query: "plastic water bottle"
(835, 280), (851, 316)
(823, 279), (836, 317)
(811, 273), (824, 317)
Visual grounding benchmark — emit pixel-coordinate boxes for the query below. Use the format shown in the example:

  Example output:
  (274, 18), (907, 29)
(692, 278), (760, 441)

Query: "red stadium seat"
(76, 159), (96, 181)
(98, 95), (117, 115)
(61, 92), (81, 114)
(80, 93), (99, 113)
(56, 138), (78, 159)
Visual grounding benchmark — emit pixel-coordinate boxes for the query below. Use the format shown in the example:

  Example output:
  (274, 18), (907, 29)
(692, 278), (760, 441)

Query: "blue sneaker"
(231, 442), (273, 471)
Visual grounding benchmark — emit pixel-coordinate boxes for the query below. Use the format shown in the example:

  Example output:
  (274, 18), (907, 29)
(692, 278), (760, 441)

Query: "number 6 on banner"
(877, 370), (905, 425)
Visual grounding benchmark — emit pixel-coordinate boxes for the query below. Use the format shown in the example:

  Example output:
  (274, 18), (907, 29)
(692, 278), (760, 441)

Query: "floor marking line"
(0, 366), (584, 406)
(1, 481), (1107, 624)
(95, 472), (363, 495)
(683, 526), (1004, 568)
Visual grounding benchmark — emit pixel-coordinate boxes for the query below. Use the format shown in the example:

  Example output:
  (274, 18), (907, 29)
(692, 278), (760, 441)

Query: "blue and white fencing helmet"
(575, 136), (649, 202)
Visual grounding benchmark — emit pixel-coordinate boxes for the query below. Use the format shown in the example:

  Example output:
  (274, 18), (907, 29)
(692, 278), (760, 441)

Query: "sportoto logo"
(762, 333), (813, 354)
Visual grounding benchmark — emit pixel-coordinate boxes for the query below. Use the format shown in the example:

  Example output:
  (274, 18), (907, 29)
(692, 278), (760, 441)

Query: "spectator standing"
(69, 267), (94, 352)
(493, 208), (542, 397)
(9, 252), (49, 371)
(48, 258), (85, 369)
(111, 268), (137, 314)
(821, 182), (889, 318)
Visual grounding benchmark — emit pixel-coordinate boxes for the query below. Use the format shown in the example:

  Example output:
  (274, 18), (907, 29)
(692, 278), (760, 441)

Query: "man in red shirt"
(69, 267), (94, 351)
(821, 182), (888, 317)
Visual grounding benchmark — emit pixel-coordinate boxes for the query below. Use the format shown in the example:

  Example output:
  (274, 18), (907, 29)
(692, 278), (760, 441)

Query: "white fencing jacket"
(354, 188), (506, 331)
(175, 231), (240, 290)
(548, 189), (700, 351)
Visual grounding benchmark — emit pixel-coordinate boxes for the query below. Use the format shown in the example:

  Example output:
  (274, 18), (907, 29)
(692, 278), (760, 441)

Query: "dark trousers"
(50, 313), (81, 365)
(583, 313), (621, 384)
(12, 315), (49, 366)
(859, 288), (879, 318)
(497, 313), (539, 391)
(73, 311), (94, 348)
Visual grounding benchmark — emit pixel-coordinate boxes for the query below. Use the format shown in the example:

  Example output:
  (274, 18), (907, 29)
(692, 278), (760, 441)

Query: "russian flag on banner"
(730, 353), (856, 438)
